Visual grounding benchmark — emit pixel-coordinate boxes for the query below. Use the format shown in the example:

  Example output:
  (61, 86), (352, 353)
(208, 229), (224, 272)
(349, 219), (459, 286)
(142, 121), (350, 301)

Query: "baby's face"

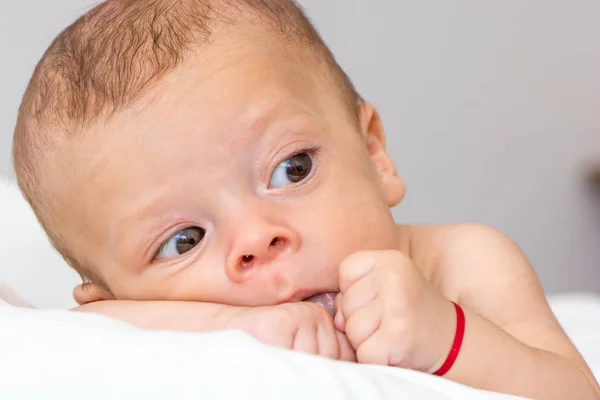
(53, 32), (403, 305)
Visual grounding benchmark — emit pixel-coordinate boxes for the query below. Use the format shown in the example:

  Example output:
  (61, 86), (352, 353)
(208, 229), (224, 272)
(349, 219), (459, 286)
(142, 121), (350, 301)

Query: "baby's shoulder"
(397, 223), (526, 290)
(398, 222), (514, 257)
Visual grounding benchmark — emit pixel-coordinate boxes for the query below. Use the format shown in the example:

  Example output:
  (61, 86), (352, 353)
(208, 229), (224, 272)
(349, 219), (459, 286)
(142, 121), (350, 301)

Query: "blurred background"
(1, 0), (599, 295)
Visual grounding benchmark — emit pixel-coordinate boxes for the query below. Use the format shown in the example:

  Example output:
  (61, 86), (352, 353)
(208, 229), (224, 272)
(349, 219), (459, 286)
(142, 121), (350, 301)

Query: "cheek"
(108, 252), (223, 301)
(135, 254), (280, 306)
(298, 175), (398, 261)
(158, 257), (231, 302)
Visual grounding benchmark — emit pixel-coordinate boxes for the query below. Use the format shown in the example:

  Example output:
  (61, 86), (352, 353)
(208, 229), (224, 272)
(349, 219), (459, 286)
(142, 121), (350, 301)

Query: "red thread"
(433, 302), (465, 376)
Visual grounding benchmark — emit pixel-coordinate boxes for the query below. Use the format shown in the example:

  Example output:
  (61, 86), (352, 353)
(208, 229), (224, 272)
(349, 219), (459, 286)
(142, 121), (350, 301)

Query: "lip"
(280, 290), (321, 304)
(277, 291), (338, 317)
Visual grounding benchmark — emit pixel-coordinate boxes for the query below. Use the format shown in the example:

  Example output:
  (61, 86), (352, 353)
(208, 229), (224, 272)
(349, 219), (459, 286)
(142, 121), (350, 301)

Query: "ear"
(73, 283), (115, 305)
(358, 103), (406, 207)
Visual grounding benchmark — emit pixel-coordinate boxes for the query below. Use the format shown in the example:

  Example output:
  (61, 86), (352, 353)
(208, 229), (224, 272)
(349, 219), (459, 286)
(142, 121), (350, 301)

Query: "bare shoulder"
(398, 223), (549, 326)
(398, 223), (590, 369)
(397, 223), (523, 280)
(398, 222), (514, 255)
(399, 224), (595, 378)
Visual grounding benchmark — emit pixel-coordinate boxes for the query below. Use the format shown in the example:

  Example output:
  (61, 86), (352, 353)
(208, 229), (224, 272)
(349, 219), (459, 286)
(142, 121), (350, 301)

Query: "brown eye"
(286, 153), (312, 182)
(156, 227), (206, 260)
(270, 153), (313, 187)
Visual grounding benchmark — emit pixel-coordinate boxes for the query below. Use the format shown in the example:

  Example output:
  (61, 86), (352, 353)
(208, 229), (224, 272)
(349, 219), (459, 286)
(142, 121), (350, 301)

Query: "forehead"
(88, 45), (329, 172)
(110, 31), (341, 141)
(99, 31), (350, 154)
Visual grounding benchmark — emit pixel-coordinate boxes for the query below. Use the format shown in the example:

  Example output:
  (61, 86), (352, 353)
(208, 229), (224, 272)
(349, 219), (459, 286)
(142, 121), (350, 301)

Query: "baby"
(11, 0), (599, 398)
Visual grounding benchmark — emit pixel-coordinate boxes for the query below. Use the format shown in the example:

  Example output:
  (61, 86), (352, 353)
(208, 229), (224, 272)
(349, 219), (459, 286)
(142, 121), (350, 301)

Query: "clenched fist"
(334, 250), (456, 372)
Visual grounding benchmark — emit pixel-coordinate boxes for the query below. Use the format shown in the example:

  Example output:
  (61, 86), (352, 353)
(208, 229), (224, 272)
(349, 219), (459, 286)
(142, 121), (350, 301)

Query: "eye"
(155, 227), (206, 260)
(270, 152), (313, 188)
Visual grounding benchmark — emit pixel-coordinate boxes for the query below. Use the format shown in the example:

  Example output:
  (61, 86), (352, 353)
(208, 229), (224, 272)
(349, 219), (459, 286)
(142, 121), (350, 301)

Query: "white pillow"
(0, 303), (522, 400)
(0, 177), (79, 309)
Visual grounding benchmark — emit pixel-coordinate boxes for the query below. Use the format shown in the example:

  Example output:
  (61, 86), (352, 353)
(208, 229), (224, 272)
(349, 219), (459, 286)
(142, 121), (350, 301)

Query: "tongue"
(304, 292), (337, 317)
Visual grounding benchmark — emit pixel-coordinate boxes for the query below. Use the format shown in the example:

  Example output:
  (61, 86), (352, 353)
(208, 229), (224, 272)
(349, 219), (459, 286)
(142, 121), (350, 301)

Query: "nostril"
(270, 237), (282, 247)
(241, 255), (254, 268)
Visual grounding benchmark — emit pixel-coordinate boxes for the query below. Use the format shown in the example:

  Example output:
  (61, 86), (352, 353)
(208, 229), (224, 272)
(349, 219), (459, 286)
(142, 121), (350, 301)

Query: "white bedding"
(1, 177), (598, 399)
(0, 294), (599, 400)
(0, 300), (523, 400)
(0, 178), (80, 309)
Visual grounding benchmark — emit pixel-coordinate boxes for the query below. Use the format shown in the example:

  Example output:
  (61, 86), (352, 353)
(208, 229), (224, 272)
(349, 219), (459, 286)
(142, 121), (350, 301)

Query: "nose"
(225, 219), (300, 283)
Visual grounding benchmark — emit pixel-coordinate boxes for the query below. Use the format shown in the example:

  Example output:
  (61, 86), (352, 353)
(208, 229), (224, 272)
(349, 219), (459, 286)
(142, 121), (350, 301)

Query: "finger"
(334, 293), (346, 332)
(345, 298), (382, 351)
(339, 251), (379, 293)
(317, 319), (340, 360)
(341, 273), (378, 319)
(73, 283), (113, 305)
(356, 331), (392, 366)
(334, 292), (342, 314)
(336, 330), (357, 362)
(292, 325), (319, 355)
(334, 308), (346, 333)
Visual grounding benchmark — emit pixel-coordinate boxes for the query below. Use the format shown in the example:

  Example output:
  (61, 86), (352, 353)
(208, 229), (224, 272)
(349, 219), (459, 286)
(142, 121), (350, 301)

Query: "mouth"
(302, 292), (337, 317)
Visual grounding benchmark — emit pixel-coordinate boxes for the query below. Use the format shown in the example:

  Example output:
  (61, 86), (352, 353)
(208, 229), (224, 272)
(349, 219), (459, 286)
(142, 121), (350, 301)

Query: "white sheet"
(0, 302), (522, 400)
(3, 293), (600, 399)
(0, 178), (80, 309)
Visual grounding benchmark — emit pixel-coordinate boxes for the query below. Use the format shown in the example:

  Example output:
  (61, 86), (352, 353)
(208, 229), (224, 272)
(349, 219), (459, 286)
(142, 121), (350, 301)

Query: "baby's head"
(13, 0), (405, 305)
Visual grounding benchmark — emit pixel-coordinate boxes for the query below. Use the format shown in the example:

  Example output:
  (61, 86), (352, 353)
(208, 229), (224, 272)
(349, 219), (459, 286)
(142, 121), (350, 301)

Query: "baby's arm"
(72, 283), (239, 332)
(75, 299), (355, 361)
(407, 224), (600, 399)
(74, 300), (239, 332)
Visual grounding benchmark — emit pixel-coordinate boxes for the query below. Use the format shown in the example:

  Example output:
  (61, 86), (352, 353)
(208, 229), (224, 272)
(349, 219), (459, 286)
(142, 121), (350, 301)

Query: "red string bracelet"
(433, 302), (465, 377)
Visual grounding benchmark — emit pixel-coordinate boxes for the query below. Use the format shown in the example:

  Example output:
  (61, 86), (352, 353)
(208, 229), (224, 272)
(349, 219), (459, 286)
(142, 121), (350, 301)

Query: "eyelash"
(152, 225), (200, 261)
(272, 146), (320, 177)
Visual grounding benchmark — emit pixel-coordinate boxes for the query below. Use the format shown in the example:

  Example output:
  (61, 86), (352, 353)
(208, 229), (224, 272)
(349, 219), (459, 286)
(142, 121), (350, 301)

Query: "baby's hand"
(225, 302), (356, 362)
(334, 250), (456, 372)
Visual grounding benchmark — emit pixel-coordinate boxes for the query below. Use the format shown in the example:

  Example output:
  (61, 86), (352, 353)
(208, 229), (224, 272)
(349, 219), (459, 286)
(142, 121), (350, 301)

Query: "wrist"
(424, 298), (460, 374)
(221, 305), (252, 330)
(427, 301), (465, 376)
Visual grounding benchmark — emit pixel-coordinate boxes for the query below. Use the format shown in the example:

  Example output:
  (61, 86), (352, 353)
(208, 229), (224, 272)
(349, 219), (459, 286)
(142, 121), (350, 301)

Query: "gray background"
(1, 1), (599, 294)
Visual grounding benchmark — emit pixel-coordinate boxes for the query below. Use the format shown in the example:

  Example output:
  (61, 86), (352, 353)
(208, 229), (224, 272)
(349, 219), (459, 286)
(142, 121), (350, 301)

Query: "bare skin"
(39, 25), (597, 399)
